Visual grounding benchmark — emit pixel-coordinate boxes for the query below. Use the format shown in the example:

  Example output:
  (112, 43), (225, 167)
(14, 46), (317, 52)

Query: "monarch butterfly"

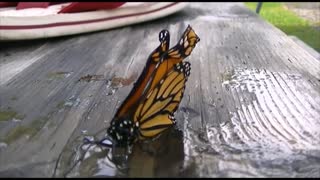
(53, 26), (199, 177)
(100, 25), (200, 147)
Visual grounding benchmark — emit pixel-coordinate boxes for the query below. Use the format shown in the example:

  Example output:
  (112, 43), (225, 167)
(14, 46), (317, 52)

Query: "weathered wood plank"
(0, 2), (319, 177)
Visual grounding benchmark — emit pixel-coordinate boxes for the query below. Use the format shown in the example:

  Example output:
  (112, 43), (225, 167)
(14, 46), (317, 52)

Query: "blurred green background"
(245, 2), (320, 52)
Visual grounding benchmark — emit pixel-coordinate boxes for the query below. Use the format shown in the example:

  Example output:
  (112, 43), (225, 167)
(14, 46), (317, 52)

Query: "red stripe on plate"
(0, 2), (179, 30)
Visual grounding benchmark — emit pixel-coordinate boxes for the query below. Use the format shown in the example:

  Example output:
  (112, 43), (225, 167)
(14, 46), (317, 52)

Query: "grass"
(245, 2), (320, 52)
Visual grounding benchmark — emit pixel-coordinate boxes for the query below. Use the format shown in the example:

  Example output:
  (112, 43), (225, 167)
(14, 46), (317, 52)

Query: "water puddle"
(208, 67), (320, 177)
(168, 68), (320, 177)
(5, 67), (318, 177)
(53, 127), (184, 178)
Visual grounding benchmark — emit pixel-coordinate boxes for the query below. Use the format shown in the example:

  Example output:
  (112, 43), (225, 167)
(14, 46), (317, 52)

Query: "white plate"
(0, 2), (187, 40)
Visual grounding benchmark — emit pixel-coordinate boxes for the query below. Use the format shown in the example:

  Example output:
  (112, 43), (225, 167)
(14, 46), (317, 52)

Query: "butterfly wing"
(144, 25), (200, 97)
(106, 26), (199, 146)
(114, 29), (170, 119)
(134, 61), (191, 139)
(114, 25), (200, 119)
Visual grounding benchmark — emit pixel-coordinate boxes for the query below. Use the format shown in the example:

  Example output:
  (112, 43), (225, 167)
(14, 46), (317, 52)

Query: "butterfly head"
(106, 118), (137, 147)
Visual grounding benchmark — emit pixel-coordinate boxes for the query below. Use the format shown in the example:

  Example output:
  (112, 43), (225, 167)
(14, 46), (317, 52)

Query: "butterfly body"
(104, 25), (200, 147)
(107, 117), (137, 146)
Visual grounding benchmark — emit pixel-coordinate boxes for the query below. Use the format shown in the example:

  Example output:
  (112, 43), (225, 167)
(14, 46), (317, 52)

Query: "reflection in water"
(128, 127), (184, 177)
(53, 127), (184, 177)
(178, 67), (320, 177)
(52, 68), (320, 178)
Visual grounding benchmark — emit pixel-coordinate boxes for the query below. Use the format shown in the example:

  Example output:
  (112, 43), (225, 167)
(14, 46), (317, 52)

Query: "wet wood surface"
(0, 3), (320, 177)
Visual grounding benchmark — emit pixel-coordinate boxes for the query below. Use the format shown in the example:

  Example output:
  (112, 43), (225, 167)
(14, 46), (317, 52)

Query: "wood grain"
(0, 3), (319, 177)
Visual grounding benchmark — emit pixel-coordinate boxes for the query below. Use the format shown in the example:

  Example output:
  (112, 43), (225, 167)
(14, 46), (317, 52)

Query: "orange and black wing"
(114, 29), (170, 119)
(113, 25), (200, 120)
(133, 61), (191, 139)
(106, 26), (199, 146)
(143, 25), (200, 97)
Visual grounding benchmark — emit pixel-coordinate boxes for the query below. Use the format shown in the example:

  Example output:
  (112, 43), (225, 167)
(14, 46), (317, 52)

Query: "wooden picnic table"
(0, 2), (319, 178)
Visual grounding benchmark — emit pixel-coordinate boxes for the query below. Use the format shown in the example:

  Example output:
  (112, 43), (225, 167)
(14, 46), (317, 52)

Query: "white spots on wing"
(116, 133), (120, 140)
(176, 64), (181, 71)
(183, 62), (191, 77)
(177, 63), (184, 73)
(184, 40), (189, 48)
